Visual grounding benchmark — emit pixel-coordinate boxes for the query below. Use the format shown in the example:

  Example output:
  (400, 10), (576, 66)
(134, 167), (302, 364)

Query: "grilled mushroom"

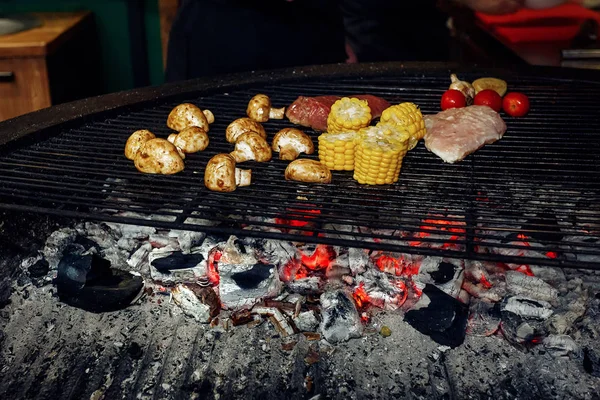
(246, 94), (285, 122)
(285, 159), (332, 183)
(167, 126), (209, 154)
(167, 103), (214, 132)
(134, 138), (185, 175)
(204, 154), (252, 192)
(225, 117), (267, 143)
(272, 128), (314, 161)
(230, 131), (272, 163)
(125, 130), (156, 160)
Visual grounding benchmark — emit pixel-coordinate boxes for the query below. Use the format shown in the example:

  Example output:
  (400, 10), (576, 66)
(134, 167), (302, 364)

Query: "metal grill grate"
(1, 69), (600, 269)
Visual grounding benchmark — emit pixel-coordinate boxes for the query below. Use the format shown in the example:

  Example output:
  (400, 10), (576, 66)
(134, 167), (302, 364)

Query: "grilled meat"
(286, 95), (390, 131)
(424, 106), (506, 163)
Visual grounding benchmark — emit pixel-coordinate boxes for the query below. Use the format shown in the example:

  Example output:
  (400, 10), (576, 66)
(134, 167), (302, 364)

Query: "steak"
(286, 95), (391, 131)
(424, 106), (507, 164)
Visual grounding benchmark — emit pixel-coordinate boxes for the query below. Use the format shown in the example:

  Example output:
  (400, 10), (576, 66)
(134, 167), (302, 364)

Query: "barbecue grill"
(1, 62), (599, 270)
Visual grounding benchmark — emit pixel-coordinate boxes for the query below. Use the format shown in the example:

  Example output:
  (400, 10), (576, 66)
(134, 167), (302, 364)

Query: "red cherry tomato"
(474, 89), (502, 112)
(441, 89), (466, 111)
(502, 92), (530, 117)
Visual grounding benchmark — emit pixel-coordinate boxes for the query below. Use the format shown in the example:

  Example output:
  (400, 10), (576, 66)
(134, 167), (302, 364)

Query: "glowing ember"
(352, 282), (370, 309)
(393, 280), (409, 306)
(301, 244), (336, 270)
(207, 250), (222, 285)
(546, 251), (558, 259)
(515, 265), (534, 276)
(275, 208), (321, 230)
(409, 217), (466, 248)
(376, 255), (403, 276)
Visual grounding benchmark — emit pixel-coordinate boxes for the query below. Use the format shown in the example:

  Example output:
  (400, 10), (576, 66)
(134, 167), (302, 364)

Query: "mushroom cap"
(246, 94), (271, 122)
(204, 154), (238, 192)
(134, 138), (185, 175)
(125, 130), (156, 160)
(231, 131), (272, 163)
(225, 117), (267, 143)
(285, 159), (332, 183)
(169, 126), (209, 153)
(168, 103), (210, 132)
(272, 128), (314, 158)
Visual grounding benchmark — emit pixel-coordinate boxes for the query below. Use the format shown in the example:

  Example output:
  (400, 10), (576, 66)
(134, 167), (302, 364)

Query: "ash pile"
(1, 218), (600, 399)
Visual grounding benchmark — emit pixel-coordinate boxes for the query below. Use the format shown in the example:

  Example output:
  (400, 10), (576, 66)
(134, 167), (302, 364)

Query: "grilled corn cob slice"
(318, 131), (358, 171)
(379, 102), (426, 150)
(354, 124), (410, 185)
(327, 97), (372, 134)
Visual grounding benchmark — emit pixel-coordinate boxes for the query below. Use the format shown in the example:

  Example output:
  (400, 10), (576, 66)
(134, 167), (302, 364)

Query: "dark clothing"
(166, 0), (347, 81)
(342, 0), (451, 62)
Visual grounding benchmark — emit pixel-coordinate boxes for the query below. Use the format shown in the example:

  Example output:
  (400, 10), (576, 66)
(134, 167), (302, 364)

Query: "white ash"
(127, 242), (152, 271)
(319, 290), (363, 343)
(148, 247), (207, 285)
(168, 230), (206, 254)
(104, 220), (156, 240)
(348, 247), (369, 276)
(502, 296), (553, 320)
(505, 271), (559, 304)
(218, 262), (282, 310)
(546, 278), (589, 335)
(355, 269), (407, 310)
(116, 237), (140, 253)
(529, 265), (566, 287)
(148, 233), (180, 250)
(467, 299), (501, 336)
(543, 335), (582, 359)
(286, 276), (324, 295)
(42, 227), (78, 270)
(461, 280), (505, 303)
(171, 284), (211, 323)
(416, 257), (464, 298)
(258, 238), (298, 266)
(292, 310), (319, 332)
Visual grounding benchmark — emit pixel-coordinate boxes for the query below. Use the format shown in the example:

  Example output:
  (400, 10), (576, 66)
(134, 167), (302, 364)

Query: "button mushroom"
(246, 94), (285, 122)
(125, 129), (156, 160)
(167, 126), (209, 154)
(225, 117), (267, 143)
(167, 103), (215, 132)
(204, 154), (252, 192)
(230, 131), (272, 163)
(272, 128), (314, 161)
(285, 159), (332, 184)
(134, 138), (185, 175)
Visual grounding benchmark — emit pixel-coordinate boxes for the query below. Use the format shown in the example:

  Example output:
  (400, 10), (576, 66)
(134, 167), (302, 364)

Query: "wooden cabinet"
(0, 12), (100, 122)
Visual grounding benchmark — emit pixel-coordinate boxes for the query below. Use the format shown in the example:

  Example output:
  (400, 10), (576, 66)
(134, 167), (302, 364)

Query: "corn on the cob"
(379, 102), (426, 150)
(318, 131), (358, 171)
(353, 124), (410, 185)
(327, 97), (372, 134)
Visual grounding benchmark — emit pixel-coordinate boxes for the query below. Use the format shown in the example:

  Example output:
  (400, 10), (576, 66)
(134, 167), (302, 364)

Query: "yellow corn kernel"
(379, 102), (426, 150)
(318, 131), (358, 171)
(327, 97), (372, 134)
(353, 125), (410, 185)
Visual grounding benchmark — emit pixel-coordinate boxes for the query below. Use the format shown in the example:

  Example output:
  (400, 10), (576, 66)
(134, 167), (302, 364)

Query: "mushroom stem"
(235, 168), (252, 187)
(279, 146), (300, 161)
(230, 149), (248, 163)
(269, 107), (285, 120)
(203, 109), (215, 124)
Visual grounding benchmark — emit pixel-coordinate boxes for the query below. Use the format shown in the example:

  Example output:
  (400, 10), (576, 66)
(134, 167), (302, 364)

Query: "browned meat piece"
(286, 95), (391, 131)
(424, 106), (507, 163)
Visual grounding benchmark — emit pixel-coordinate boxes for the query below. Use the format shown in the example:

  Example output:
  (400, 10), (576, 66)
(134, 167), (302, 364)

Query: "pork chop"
(424, 106), (507, 163)
(286, 95), (391, 131)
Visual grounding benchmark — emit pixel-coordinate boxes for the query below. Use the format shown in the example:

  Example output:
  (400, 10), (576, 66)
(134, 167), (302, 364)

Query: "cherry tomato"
(474, 89), (502, 112)
(502, 92), (530, 117)
(441, 89), (466, 111)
